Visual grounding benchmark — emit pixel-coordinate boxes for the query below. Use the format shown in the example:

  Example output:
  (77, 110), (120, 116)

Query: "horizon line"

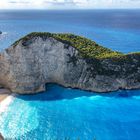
(0, 8), (140, 10)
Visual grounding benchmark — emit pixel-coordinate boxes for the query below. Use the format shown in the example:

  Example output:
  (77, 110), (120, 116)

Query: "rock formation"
(0, 133), (4, 140)
(0, 88), (11, 95)
(0, 32), (140, 94)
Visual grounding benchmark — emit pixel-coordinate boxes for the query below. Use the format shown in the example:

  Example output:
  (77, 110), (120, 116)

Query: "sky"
(0, 0), (140, 9)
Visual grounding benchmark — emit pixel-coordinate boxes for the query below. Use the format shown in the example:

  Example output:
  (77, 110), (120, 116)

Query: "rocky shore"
(0, 32), (140, 94)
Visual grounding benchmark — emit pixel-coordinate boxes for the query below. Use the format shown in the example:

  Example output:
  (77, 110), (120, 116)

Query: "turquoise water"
(0, 85), (140, 140)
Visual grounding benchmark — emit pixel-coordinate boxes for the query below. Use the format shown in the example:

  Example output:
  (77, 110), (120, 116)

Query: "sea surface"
(0, 85), (140, 140)
(0, 10), (140, 140)
(0, 10), (140, 53)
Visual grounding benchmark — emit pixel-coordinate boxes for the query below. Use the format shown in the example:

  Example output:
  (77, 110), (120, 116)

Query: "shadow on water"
(16, 84), (140, 102)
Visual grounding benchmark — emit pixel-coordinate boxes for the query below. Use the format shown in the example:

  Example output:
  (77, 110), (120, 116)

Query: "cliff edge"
(0, 32), (140, 94)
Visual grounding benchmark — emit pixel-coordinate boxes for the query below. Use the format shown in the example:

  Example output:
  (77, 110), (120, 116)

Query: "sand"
(0, 94), (9, 102)
(0, 89), (11, 102)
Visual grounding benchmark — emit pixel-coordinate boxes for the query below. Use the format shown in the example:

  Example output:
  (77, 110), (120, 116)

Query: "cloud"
(0, 0), (140, 9)
(43, 0), (77, 6)
(9, 1), (30, 4)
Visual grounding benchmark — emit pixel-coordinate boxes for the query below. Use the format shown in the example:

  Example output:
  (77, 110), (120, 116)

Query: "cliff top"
(12, 32), (140, 59)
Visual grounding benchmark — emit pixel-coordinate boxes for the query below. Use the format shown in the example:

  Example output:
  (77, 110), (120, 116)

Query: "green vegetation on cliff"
(13, 32), (139, 59)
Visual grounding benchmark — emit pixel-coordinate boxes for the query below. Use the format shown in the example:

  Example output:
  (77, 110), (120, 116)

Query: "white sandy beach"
(0, 89), (11, 102)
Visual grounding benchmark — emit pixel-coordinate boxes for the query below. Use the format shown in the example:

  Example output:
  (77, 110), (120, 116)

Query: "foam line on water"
(0, 94), (15, 114)
(2, 32), (7, 35)
(0, 32), (7, 36)
(132, 96), (140, 100)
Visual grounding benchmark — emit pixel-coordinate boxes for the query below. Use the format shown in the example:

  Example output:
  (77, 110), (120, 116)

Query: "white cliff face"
(0, 36), (140, 94)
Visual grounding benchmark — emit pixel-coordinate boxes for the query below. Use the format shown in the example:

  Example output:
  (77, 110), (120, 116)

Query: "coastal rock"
(0, 89), (11, 95)
(0, 133), (4, 140)
(0, 32), (140, 94)
(0, 85), (3, 88)
(0, 31), (2, 35)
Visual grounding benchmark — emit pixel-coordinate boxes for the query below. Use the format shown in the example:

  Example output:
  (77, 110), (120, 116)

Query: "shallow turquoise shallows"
(0, 84), (140, 140)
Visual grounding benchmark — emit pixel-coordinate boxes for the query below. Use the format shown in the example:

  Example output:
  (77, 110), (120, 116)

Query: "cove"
(0, 84), (140, 140)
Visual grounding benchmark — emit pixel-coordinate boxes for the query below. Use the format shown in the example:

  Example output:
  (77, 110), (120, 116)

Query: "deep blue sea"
(0, 10), (140, 53)
(0, 10), (140, 140)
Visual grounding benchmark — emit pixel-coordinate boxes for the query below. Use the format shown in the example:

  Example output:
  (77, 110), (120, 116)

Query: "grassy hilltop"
(13, 32), (139, 60)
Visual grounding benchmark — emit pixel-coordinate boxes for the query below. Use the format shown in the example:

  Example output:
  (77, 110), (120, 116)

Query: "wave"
(2, 32), (7, 35)
(0, 94), (15, 114)
(132, 96), (140, 100)
(0, 32), (7, 37)
(89, 95), (102, 100)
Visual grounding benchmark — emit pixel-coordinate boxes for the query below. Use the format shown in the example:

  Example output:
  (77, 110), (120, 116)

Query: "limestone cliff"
(0, 32), (140, 94)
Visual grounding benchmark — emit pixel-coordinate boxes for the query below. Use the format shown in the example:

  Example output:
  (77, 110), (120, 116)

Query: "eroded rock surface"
(0, 33), (140, 94)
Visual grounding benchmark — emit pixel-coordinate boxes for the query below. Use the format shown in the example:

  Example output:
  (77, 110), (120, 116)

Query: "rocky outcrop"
(0, 89), (11, 95)
(0, 133), (4, 140)
(0, 31), (2, 35)
(0, 33), (140, 94)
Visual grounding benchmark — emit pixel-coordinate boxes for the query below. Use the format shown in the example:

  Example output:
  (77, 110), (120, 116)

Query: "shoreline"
(0, 94), (9, 102)
(0, 89), (11, 103)
(0, 91), (15, 115)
